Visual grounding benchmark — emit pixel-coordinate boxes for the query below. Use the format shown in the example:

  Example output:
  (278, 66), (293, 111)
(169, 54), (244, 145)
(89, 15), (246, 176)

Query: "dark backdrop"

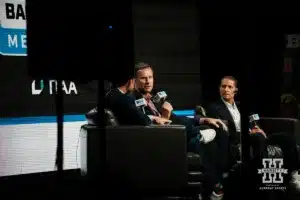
(0, 2), (200, 118)
(200, 15), (300, 117)
(133, 2), (201, 110)
(3, 12), (298, 118)
(200, 16), (241, 106)
(0, 56), (97, 117)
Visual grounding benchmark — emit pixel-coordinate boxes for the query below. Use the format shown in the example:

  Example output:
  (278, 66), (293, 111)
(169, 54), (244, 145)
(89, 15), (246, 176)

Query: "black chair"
(86, 107), (205, 191)
(259, 117), (300, 158)
(83, 105), (300, 198)
(82, 108), (204, 198)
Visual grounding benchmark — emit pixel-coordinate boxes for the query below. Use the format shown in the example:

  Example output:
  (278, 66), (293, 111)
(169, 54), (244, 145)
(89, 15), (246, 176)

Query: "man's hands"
(201, 118), (228, 131)
(249, 126), (267, 138)
(160, 101), (173, 119)
(152, 116), (172, 125)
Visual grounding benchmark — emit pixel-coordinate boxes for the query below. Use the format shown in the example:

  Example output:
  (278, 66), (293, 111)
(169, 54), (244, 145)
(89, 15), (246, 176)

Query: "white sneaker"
(291, 171), (300, 191)
(210, 191), (224, 200)
(210, 184), (224, 200)
(199, 129), (216, 144)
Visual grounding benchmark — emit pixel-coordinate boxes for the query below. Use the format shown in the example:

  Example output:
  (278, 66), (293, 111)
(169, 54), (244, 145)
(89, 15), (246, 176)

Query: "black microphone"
(249, 113), (260, 129)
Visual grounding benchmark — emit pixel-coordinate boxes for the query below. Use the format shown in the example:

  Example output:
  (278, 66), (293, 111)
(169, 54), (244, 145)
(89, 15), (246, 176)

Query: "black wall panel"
(133, 2), (201, 109)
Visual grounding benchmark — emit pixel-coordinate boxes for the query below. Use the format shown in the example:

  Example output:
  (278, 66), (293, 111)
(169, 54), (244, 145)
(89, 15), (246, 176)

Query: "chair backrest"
(86, 107), (119, 126)
(260, 117), (300, 145)
(85, 107), (98, 125)
(104, 108), (119, 126)
(260, 117), (299, 134)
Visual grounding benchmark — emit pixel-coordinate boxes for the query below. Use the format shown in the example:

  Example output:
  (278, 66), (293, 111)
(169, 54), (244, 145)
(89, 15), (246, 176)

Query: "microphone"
(249, 113), (260, 129)
(152, 91), (167, 103)
(135, 98), (147, 114)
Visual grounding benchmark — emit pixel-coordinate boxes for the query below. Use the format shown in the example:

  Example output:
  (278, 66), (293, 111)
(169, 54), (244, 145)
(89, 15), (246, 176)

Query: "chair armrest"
(259, 117), (300, 144)
(260, 117), (300, 135)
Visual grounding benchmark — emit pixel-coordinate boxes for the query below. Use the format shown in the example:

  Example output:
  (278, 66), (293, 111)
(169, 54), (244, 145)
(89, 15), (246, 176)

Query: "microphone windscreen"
(249, 114), (260, 122)
(135, 98), (147, 107)
(157, 91), (167, 98)
(153, 91), (167, 103)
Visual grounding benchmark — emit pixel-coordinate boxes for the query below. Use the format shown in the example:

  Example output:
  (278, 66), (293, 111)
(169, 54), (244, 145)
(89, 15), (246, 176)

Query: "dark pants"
(172, 115), (230, 188)
(188, 127), (230, 189)
(249, 132), (300, 172)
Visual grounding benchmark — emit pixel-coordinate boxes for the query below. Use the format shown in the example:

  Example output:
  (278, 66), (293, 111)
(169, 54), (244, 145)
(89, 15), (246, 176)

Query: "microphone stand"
(55, 79), (64, 189)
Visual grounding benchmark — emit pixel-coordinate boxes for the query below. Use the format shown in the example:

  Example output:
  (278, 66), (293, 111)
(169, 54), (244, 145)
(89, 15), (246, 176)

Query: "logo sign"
(31, 80), (78, 95)
(258, 158), (288, 190)
(1, 1), (27, 56)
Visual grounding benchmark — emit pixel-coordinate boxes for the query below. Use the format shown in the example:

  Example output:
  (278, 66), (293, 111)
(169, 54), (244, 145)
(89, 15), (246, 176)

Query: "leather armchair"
(259, 117), (300, 157)
(82, 108), (203, 197)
